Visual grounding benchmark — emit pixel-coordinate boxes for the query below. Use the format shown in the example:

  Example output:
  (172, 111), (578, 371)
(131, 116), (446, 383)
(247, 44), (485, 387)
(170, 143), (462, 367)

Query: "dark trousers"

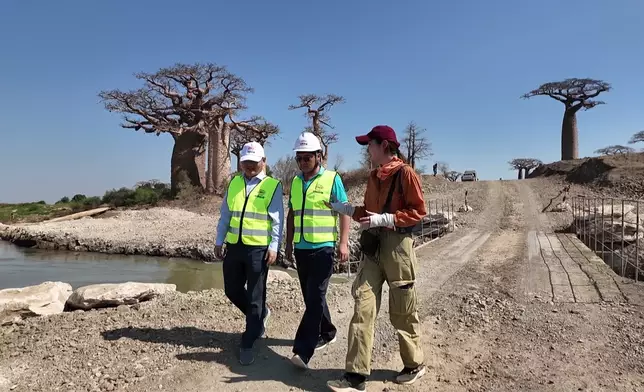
(223, 244), (269, 349)
(293, 246), (337, 360)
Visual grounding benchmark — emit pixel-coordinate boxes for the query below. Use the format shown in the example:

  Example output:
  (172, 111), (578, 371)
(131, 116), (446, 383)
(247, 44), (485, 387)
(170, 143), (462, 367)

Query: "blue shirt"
(215, 172), (284, 252)
(288, 166), (349, 250)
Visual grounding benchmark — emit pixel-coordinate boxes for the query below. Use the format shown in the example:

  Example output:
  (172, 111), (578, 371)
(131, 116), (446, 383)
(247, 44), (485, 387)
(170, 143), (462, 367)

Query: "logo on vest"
(256, 188), (266, 199)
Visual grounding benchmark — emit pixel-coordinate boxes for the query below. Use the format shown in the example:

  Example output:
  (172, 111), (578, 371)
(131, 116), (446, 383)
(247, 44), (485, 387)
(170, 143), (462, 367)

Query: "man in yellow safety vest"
(285, 132), (350, 369)
(215, 141), (284, 366)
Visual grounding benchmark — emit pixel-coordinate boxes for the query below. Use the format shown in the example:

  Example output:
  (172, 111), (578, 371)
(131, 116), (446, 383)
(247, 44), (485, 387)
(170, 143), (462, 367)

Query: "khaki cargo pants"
(345, 229), (424, 376)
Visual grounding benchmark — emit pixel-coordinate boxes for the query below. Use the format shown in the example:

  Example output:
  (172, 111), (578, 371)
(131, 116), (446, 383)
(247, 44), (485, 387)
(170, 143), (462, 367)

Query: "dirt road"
(2, 180), (644, 392)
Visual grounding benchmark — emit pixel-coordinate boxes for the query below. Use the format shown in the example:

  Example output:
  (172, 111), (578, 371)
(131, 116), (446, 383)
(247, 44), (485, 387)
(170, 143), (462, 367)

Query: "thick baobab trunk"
(561, 108), (579, 160)
(209, 122), (232, 195)
(517, 168), (524, 180)
(170, 132), (206, 196)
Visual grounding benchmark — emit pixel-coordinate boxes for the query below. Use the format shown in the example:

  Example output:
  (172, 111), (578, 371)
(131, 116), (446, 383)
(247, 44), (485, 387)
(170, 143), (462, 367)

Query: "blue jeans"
(223, 243), (269, 349)
(292, 246), (337, 360)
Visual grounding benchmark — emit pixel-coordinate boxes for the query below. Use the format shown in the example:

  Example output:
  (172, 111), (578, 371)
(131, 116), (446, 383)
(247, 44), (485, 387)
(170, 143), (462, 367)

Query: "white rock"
(0, 281), (72, 325)
(267, 270), (294, 284)
(552, 201), (572, 212)
(458, 205), (473, 212)
(66, 282), (176, 310)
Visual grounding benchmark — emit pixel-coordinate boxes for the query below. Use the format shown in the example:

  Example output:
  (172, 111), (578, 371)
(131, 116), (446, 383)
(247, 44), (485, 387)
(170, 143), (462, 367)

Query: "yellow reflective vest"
(290, 170), (338, 243)
(225, 174), (280, 246)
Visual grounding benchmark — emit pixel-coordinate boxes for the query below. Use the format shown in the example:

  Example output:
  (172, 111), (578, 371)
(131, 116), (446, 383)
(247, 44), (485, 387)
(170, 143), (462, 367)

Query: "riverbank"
(0, 207), (220, 260)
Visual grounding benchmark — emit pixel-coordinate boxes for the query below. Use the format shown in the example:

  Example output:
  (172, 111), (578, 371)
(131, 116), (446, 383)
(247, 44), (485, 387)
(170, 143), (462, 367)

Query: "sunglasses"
(295, 154), (315, 162)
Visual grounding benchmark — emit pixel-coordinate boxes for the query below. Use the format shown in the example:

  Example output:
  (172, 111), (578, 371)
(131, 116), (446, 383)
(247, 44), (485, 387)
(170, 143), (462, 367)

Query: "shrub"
(56, 196), (70, 204)
(71, 194), (86, 202)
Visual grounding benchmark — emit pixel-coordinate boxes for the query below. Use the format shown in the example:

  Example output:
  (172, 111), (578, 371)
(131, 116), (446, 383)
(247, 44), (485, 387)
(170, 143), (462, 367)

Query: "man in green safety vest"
(215, 141), (284, 366)
(285, 132), (351, 369)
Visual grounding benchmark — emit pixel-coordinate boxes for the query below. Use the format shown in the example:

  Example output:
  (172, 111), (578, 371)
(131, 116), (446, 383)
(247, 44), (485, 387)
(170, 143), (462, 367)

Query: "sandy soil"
(2, 179), (644, 392)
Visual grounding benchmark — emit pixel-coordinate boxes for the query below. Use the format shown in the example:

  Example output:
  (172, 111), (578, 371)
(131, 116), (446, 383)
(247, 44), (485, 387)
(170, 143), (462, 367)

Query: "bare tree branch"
(594, 145), (635, 155)
(229, 115), (280, 170)
(401, 121), (432, 169)
(288, 94), (345, 163)
(629, 130), (644, 145)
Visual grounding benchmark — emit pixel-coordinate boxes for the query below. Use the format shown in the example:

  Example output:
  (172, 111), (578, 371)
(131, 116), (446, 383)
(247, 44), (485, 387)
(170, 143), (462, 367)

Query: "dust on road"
(2, 180), (644, 392)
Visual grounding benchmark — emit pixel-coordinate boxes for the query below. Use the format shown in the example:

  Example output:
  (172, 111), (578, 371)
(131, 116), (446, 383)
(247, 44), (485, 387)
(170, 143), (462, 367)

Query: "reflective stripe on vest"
(290, 170), (338, 243)
(225, 175), (280, 246)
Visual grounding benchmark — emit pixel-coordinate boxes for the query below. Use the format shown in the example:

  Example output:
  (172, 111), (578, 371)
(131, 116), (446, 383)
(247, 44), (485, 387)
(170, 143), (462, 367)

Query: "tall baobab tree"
(99, 63), (256, 195)
(288, 94), (345, 164)
(522, 78), (611, 161)
(509, 158), (542, 179)
(401, 121), (432, 169)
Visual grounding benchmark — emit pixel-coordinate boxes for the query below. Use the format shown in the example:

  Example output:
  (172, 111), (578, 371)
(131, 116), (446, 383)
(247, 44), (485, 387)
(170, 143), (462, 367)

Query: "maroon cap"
(355, 125), (400, 147)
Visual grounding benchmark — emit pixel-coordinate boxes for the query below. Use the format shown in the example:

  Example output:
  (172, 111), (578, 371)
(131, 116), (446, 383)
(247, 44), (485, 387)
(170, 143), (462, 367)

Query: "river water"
(0, 241), (303, 293)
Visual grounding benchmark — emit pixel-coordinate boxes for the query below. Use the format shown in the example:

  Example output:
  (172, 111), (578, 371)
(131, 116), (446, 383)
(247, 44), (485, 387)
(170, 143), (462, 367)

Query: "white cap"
(293, 132), (322, 152)
(240, 141), (265, 162)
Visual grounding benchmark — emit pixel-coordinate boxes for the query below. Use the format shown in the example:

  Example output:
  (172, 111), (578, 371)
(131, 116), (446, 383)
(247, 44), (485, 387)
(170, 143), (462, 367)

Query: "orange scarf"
(376, 156), (404, 180)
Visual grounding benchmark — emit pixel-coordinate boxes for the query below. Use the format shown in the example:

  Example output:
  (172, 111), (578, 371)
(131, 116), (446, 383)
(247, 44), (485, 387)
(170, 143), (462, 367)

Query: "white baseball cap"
(240, 141), (265, 162)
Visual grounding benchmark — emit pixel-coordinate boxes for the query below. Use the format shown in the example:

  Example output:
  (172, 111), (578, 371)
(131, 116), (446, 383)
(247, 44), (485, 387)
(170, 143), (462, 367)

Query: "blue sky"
(1, 0), (643, 203)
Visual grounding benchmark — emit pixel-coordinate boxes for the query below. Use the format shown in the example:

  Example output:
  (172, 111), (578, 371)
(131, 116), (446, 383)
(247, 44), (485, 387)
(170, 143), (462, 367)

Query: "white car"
(461, 170), (478, 181)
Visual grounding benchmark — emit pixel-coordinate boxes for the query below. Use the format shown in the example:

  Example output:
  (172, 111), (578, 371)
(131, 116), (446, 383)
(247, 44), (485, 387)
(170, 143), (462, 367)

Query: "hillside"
(528, 152), (644, 198)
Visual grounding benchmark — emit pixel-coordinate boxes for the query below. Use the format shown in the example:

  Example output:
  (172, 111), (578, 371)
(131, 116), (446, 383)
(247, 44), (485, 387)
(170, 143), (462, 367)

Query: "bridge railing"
(570, 196), (643, 281)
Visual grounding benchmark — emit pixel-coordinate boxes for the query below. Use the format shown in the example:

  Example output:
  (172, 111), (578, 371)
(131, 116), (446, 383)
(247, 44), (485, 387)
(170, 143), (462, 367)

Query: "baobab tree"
(288, 94), (345, 164)
(99, 63), (260, 195)
(509, 158), (542, 179)
(629, 131), (644, 145)
(594, 145), (635, 155)
(229, 116), (280, 172)
(401, 121), (432, 169)
(522, 78), (611, 160)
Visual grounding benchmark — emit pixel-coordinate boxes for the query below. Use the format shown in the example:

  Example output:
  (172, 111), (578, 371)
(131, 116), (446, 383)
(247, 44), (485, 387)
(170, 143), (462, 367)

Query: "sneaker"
(260, 307), (271, 338)
(395, 364), (426, 385)
(327, 373), (366, 391)
(290, 354), (309, 370)
(315, 336), (337, 351)
(239, 348), (255, 366)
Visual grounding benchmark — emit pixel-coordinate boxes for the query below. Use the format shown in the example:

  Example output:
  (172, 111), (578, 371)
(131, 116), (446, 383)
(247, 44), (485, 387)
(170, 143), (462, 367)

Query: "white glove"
(328, 201), (355, 216)
(367, 213), (395, 228)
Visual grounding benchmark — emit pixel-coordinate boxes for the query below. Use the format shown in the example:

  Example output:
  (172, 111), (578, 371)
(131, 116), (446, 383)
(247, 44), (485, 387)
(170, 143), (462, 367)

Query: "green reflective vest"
(225, 174), (280, 246)
(291, 170), (338, 243)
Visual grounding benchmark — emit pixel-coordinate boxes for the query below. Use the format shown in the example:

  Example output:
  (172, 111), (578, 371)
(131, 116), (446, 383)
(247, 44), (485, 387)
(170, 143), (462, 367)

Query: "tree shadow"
(102, 326), (395, 390)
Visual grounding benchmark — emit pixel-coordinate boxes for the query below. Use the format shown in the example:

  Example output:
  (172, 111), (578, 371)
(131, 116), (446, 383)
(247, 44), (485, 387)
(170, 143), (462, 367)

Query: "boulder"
(65, 282), (176, 310)
(0, 281), (72, 325)
(458, 205), (473, 213)
(267, 270), (294, 284)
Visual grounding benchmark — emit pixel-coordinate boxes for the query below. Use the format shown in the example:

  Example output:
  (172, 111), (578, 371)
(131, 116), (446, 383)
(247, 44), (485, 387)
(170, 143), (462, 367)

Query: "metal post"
(621, 199), (626, 277)
(601, 198), (605, 261)
(583, 198), (587, 246)
(611, 198), (614, 271)
(636, 200), (640, 282)
(594, 198), (598, 252)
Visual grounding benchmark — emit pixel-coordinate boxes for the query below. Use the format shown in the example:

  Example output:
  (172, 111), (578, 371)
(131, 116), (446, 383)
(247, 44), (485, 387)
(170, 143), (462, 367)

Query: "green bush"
(71, 194), (86, 202)
(82, 196), (102, 209)
(102, 180), (172, 207)
(56, 196), (70, 204)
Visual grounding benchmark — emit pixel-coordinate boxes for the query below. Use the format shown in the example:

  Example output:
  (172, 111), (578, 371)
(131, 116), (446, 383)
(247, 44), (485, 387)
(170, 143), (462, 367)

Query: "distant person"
(326, 125), (427, 391)
(214, 141), (284, 366)
(432, 162), (438, 176)
(285, 132), (351, 369)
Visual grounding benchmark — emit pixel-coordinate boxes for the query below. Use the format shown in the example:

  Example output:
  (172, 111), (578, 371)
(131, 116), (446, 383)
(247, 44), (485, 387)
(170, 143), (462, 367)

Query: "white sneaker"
(290, 354), (309, 369)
